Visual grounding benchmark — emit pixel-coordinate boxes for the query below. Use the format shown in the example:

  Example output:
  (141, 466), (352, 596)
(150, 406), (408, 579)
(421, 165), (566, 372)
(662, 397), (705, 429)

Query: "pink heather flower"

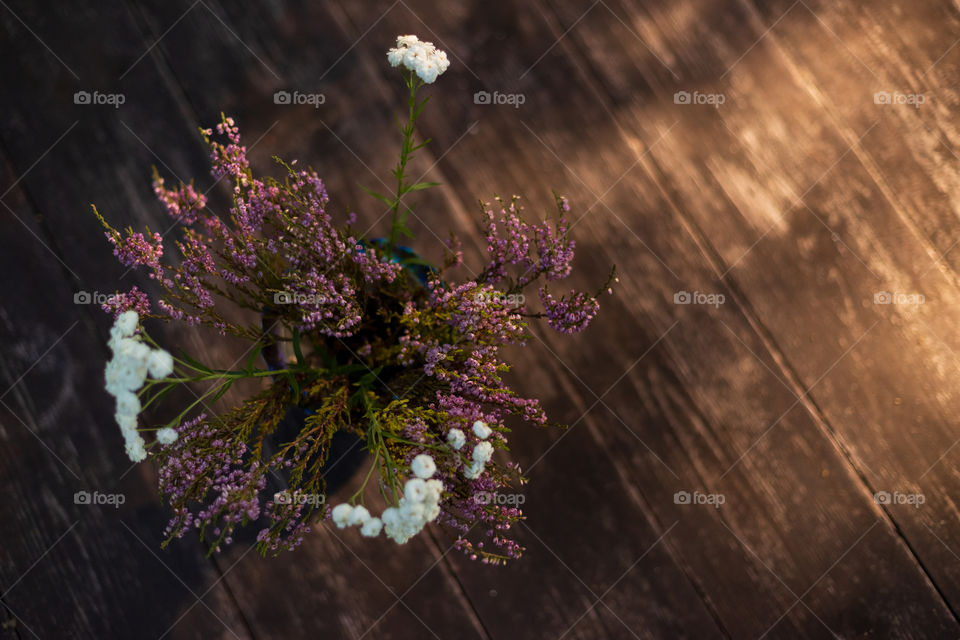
(101, 285), (151, 317)
(95, 110), (608, 563)
(153, 171), (207, 224)
(205, 117), (250, 183)
(539, 287), (599, 334)
(157, 414), (266, 544)
(108, 230), (164, 278)
(480, 195), (576, 287)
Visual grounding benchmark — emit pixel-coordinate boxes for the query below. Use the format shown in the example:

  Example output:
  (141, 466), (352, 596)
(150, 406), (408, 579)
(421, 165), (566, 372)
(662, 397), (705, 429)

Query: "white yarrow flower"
(381, 507), (401, 528)
(472, 420), (492, 439)
(386, 34), (450, 83)
(360, 517), (383, 537)
(106, 312), (179, 462)
(472, 441), (494, 464)
(114, 390), (141, 419)
(147, 349), (174, 379)
(115, 412), (138, 434)
(349, 504), (372, 526)
(156, 427), (179, 445)
(125, 438), (147, 463)
(116, 310), (139, 336)
(464, 460), (485, 480)
(401, 500), (426, 522)
(410, 453), (436, 479)
(425, 479), (443, 502)
(404, 478), (428, 503)
(387, 48), (405, 67)
(331, 503), (354, 528)
(446, 428), (466, 450)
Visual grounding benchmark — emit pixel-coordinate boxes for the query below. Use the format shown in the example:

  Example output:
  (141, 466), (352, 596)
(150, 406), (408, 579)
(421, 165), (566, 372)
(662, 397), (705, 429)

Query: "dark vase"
(256, 241), (434, 498)
(257, 314), (367, 499)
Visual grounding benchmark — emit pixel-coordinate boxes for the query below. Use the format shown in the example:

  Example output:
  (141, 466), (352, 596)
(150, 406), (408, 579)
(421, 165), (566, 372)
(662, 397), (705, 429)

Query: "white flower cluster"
(156, 427), (179, 445)
(447, 428), (466, 450)
(387, 35), (450, 84)
(464, 421), (494, 479)
(331, 454), (443, 544)
(104, 311), (176, 462)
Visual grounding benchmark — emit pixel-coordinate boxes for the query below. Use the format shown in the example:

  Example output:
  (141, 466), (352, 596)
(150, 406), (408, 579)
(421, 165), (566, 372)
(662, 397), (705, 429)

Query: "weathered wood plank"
(538, 0), (960, 631)
(119, 1), (495, 637)
(323, 0), (960, 636)
(4, 0), (960, 638)
(0, 148), (249, 638)
(125, 0), (731, 637)
(0, 1), (265, 636)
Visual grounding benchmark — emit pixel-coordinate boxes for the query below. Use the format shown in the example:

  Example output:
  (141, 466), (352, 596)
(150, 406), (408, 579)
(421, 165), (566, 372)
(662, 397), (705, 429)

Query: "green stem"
(387, 70), (422, 257)
(164, 379), (228, 428)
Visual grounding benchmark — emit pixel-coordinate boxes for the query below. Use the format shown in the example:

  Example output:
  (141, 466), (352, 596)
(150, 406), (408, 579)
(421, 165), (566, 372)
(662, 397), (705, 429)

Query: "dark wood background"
(3, 0), (960, 638)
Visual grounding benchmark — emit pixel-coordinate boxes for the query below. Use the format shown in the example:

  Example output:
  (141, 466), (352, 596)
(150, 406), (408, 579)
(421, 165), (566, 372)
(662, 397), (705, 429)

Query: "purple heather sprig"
(93, 34), (614, 565)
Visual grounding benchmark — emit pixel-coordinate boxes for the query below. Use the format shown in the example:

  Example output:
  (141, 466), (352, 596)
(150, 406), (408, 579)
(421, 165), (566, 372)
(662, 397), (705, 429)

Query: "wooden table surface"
(3, 1), (960, 638)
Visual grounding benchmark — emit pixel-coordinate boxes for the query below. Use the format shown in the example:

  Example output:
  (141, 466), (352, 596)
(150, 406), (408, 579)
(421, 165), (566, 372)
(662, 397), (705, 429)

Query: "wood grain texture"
(2, 0), (960, 638)
(327, 0), (960, 637)
(540, 0), (960, 632)
(119, 0), (725, 636)
(0, 140), (249, 638)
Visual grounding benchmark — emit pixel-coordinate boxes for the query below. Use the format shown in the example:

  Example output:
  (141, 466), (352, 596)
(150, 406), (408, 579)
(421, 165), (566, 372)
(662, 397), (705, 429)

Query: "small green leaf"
(212, 379), (233, 402)
(245, 342), (265, 373)
(406, 181), (440, 192)
(292, 328), (305, 366)
(359, 184), (395, 207)
(178, 351), (213, 374)
(141, 383), (177, 411)
(285, 371), (301, 403)
(400, 256), (435, 268)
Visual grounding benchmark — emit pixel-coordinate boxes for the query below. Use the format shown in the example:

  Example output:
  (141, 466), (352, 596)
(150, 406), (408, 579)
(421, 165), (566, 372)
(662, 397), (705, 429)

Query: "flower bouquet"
(94, 36), (614, 564)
